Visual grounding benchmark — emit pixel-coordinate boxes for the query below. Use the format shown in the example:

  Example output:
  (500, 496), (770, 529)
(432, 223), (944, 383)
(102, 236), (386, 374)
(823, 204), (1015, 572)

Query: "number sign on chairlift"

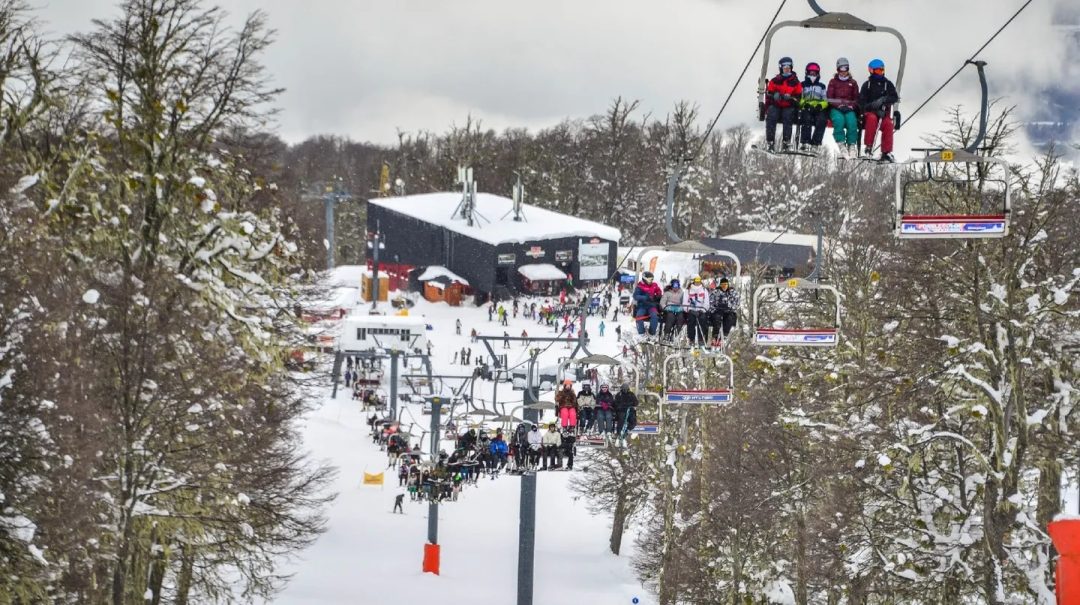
(752, 278), (841, 347)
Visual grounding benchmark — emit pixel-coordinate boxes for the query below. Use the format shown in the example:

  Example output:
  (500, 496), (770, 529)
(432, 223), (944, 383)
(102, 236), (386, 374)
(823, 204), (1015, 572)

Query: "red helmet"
(806, 62), (821, 73)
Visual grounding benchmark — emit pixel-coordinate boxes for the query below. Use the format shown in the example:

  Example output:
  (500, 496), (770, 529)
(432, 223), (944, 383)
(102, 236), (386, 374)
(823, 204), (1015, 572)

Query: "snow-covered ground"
(272, 290), (654, 604)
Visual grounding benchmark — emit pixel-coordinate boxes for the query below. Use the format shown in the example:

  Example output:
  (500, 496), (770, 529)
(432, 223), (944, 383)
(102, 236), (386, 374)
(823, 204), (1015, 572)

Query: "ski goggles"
(870, 67), (885, 75)
(837, 65), (850, 72)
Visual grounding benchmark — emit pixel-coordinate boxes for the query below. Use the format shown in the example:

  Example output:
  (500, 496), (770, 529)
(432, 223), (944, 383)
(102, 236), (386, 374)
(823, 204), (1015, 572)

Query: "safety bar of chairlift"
(756, 15), (907, 99)
(751, 278), (842, 331)
(634, 244), (742, 283)
(556, 356), (638, 394)
(893, 152), (1011, 239)
(659, 350), (735, 426)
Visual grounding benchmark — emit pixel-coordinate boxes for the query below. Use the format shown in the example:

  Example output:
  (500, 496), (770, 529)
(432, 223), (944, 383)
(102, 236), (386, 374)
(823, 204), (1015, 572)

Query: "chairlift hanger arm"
(966, 60), (989, 153)
(757, 11), (908, 97)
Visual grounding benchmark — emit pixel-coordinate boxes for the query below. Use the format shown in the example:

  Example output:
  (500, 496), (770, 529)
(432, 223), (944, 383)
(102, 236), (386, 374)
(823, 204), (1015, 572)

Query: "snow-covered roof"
(323, 265), (371, 287)
(368, 192), (621, 246)
(417, 266), (469, 285)
(517, 264), (568, 281)
(307, 287), (359, 312)
(717, 230), (820, 248)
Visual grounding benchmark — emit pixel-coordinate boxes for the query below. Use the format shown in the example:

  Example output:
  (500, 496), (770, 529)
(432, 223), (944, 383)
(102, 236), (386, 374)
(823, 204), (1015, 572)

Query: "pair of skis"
(753, 144), (896, 164)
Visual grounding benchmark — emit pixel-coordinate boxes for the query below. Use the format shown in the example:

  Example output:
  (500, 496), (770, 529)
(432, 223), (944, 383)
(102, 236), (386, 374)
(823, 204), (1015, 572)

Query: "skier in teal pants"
(827, 57), (860, 158)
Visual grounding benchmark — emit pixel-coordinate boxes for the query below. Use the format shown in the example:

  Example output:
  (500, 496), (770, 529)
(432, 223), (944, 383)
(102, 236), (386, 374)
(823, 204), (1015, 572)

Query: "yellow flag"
(363, 472), (384, 486)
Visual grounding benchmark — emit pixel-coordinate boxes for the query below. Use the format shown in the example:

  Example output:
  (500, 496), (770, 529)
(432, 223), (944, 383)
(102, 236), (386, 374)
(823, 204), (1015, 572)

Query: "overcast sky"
(33, 0), (1074, 151)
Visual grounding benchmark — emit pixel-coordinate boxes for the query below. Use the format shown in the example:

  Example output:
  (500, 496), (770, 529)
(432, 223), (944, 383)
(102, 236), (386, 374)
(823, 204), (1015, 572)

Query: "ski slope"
(272, 290), (654, 604)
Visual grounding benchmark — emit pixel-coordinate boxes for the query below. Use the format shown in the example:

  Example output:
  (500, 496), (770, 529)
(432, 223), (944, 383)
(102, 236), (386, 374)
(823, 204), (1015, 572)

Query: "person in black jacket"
(560, 427), (576, 470)
(711, 277), (740, 341)
(613, 384), (639, 437)
(859, 58), (900, 162)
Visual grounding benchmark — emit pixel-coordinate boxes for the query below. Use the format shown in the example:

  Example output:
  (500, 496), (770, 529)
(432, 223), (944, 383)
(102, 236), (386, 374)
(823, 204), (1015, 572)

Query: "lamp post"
(366, 221), (385, 311)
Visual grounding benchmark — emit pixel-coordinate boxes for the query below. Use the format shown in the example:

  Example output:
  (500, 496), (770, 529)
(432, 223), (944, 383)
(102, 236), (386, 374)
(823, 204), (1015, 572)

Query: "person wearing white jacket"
(682, 275), (711, 346)
(541, 423), (563, 469)
(526, 424), (543, 468)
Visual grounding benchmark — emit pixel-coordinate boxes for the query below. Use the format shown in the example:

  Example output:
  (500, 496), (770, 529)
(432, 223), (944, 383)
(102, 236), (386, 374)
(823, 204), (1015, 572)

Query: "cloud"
(30, 0), (1078, 154)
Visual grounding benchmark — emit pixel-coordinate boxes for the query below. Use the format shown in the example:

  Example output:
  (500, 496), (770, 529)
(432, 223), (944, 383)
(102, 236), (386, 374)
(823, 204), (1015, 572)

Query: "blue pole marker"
(632, 598), (639, 604)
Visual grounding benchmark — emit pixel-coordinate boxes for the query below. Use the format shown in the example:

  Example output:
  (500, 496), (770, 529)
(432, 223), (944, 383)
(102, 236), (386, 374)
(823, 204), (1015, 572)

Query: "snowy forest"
(1, 0), (1078, 604)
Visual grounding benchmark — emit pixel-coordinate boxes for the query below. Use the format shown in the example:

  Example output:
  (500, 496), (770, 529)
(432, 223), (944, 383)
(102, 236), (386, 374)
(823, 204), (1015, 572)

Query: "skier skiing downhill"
(859, 58), (900, 162)
(682, 275), (711, 346)
(764, 56), (803, 152)
(633, 272), (662, 336)
(827, 57), (860, 158)
(799, 62), (829, 153)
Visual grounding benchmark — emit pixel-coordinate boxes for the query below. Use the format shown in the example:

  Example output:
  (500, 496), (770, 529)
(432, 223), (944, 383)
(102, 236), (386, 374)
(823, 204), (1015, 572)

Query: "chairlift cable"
(903, 0), (1035, 126)
(688, 0), (789, 163)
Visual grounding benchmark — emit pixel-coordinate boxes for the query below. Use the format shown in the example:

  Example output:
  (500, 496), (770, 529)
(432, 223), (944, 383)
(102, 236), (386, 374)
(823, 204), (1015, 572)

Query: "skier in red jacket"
(764, 56), (803, 153)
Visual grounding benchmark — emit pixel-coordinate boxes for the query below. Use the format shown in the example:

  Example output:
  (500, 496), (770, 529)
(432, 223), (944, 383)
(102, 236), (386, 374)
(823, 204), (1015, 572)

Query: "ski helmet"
(670, 279), (680, 289)
(778, 56), (793, 68)
(719, 277), (730, 285)
(806, 62), (821, 73)
(868, 58), (885, 70)
(836, 57), (850, 70)
(642, 271), (654, 280)
(691, 274), (702, 283)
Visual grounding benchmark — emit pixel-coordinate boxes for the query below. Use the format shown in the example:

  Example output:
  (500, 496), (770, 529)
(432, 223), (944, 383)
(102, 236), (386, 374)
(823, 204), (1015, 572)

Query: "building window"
(357, 328), (367, 340)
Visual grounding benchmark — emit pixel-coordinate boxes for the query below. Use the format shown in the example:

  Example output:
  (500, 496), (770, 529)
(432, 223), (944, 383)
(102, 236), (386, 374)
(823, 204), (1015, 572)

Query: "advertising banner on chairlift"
(630, 422), (659, 435)
(754, 329), (838, 346)
(899, 216), (1006, 237)
(664, 390), (732, 406)
(578, 240), (609, 281)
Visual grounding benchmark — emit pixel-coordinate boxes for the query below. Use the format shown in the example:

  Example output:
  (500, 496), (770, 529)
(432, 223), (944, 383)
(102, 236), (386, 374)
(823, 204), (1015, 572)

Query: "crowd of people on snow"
(631, 271), (739, 347)
(763, 56), (899, 162)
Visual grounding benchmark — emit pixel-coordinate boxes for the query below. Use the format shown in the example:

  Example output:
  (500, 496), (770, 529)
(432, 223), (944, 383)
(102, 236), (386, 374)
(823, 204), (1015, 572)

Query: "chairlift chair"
(756, 1), (907, 151)
(895, 61), (1010, 239)
(659, 349), (735, 429)
(752, 278), (841, 347)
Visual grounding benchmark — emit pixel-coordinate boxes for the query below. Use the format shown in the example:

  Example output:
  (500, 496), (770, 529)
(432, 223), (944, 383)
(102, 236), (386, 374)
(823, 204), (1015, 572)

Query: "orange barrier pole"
(1049, 519), (1080, 605)
(422, 542), (440, 575)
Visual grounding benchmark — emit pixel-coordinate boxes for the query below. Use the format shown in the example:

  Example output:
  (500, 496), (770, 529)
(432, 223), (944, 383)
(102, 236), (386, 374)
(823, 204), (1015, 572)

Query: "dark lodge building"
(700, 231), (822, 279)
(366, 192), (621, 301)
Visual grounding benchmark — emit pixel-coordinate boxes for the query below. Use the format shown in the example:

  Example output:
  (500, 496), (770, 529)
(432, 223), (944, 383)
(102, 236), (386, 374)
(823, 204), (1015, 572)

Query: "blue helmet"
(670, 279), (681, 289)
(868, 58), (885, 70)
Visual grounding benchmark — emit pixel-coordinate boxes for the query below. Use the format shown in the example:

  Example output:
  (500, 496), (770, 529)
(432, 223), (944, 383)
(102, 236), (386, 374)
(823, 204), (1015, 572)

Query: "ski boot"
(879, 152), (895, 163)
